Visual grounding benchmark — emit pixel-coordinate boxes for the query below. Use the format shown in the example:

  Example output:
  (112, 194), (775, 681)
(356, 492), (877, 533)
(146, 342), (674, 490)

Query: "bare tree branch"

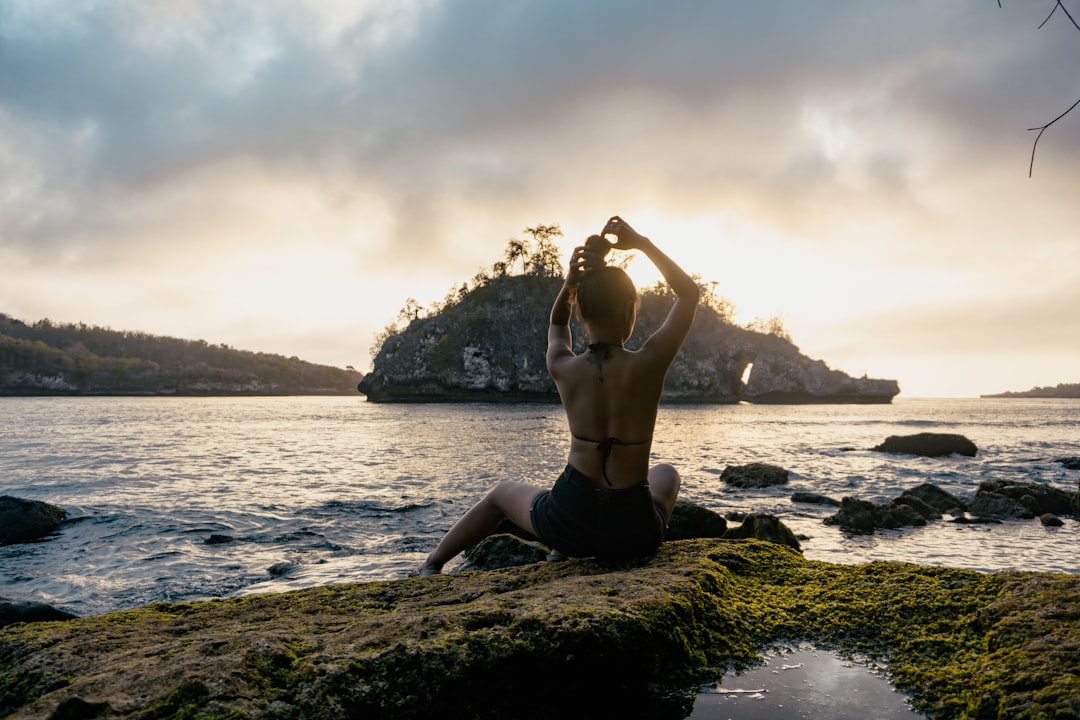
(1003, 1), (1080, 175)
(1028, 96), (1080, 176)
(1037, 0), (1080, 31)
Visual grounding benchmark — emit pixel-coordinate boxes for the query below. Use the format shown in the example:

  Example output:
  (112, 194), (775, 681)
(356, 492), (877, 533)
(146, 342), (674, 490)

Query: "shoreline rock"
(871, 432), (978, 457)
(823, 479), (1078, 534)
(1, 540), (1076, 720)
(720, 462), (789, 488)
(0, 496), (67, 546)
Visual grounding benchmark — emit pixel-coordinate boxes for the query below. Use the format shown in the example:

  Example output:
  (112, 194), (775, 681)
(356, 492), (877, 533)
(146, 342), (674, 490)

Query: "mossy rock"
(1, 539), (1077, 719)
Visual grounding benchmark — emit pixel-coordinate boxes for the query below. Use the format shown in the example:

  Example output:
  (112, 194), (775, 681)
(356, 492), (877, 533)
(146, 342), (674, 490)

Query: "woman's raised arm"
(601, 216), (699, 362)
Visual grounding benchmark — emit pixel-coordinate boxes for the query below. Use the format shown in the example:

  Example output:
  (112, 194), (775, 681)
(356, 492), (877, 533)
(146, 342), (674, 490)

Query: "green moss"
(2, 539), (1077, 719)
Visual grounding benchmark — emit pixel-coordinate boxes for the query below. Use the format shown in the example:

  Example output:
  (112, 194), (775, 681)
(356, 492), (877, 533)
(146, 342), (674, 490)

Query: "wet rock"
(667, 500), (728, 540)
(901, 483), (966, 516)
(461, 533), (549, 571)
(967, 492), (1035, 520)
(891, 493), (941, 521)
(45, 695), (112, 720)
(823, 497), (927, 534)
(872, 433), (977, 457)
(0, 495), (67, 546)
(1055, 456), (1080, 470)
(205, 534), (235, 544)
(722, 513), (801, 551)
(0, 597), (78, 628)
(720, 462), (789, 488)
(1040, 513), (1064, 527)
(267, 563), (295, 578)
(470, 501), (730, 571)
(790, 491), (841, 506)
(977, 480), (1075, 516)
(2, 540), (1077, 720)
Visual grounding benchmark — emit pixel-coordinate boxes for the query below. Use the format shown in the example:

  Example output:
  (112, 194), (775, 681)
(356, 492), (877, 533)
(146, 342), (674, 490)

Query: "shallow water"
(689, 646), (923, 719)
(1, 396), (1077, 618)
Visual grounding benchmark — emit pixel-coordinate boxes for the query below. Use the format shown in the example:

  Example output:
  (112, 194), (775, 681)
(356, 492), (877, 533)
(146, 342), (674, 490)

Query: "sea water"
(1, 396), (1077, 617)
(2, 396), (1076, 718)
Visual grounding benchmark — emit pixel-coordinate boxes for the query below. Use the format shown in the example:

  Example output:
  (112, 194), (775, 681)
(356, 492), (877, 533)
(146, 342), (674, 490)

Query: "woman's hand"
(565, 246), (592, 287)
(565, 241), (609, 287)
(601, 215), (650, 251)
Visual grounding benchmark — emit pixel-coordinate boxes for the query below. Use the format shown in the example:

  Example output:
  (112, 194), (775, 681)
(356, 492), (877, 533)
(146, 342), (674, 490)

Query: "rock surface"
(823, 478), (1079, 533)
(0, 496), (67, 546)
(824, 484), (969, 534)
(824, 497), (928, 534)
(0, 598), (77, 628)
(721, 513), (801, 551)
(966, 480), (1078, 520)
(871, 433), (978, 457)
(1, 540), (1077, 720)
(719, 462), (789, 488)
(359, 275), (899, 404)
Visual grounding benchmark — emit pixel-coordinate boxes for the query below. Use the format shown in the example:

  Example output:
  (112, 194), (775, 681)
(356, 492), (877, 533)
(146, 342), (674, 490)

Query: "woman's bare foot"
(408, 558), (442, 577)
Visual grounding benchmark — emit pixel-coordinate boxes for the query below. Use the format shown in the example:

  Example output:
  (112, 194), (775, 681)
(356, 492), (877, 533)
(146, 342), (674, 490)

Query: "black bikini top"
(571, 433), (652, 486)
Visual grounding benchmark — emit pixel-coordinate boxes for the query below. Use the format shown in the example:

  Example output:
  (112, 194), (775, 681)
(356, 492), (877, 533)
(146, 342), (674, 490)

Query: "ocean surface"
(1, 396), (1077, 619)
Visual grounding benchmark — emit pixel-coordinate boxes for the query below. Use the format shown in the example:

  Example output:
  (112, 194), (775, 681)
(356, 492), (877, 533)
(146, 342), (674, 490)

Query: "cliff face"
(360, 275), (898, 403)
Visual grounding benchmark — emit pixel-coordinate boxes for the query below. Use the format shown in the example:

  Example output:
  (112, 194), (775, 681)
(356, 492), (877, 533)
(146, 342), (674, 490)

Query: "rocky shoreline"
(2, 539), (1078, 719)
(3, 434), (1077, 719)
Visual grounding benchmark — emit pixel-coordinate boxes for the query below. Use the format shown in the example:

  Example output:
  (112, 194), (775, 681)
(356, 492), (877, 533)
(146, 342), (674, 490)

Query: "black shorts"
(529, 465), (667, 561)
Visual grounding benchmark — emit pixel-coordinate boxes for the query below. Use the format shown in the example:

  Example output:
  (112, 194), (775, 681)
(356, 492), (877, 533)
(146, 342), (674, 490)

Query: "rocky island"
(360, 231), (898, 404)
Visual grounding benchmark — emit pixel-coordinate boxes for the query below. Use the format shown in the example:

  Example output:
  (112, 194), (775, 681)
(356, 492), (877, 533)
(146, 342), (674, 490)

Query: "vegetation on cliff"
(0, 314), (362, 395)
(1, 540), (1076, 719)
(361, 224), (899, 403)
(981, 382), (1080, 398)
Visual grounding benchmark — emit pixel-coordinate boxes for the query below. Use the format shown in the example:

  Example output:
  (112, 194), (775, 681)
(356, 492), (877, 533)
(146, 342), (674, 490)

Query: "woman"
(412, 215), (699, 575)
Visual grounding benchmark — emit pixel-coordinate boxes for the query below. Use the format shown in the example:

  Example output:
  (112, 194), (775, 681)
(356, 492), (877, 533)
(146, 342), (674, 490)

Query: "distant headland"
(0, 314), (362, 396)
(360, 225), (899, 405)
(981, 382), (1080, 399)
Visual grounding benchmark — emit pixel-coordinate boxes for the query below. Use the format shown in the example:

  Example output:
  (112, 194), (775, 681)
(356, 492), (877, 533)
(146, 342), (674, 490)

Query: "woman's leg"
(415, 480), (545, 575)
(647, 463), (681, 522)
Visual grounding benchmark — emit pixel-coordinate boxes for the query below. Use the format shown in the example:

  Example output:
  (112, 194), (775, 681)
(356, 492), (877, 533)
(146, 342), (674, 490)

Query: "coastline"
(2, 540), (1077, 719)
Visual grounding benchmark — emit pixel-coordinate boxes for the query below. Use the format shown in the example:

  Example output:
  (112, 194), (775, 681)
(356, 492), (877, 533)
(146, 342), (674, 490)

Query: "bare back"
(547, 218), (699, 490)
(551, 345), (670, 489)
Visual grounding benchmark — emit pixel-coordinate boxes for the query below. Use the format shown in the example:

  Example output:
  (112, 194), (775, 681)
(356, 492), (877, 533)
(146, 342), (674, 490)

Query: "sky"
(2, 0), (1078, 398)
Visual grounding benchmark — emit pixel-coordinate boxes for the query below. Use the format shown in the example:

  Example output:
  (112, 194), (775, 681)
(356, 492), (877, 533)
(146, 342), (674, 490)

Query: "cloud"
(1, 0), (1077, 391)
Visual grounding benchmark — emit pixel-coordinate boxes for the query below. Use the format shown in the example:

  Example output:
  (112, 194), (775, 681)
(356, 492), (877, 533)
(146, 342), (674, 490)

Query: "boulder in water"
(0, 495), (67, 546)
(824, 497), (928, 534)
(976, 480), (1075, 516)
(722, 513), (801, 551)
(872, 433), (977, 457)
(0, 597), (77, 627)
(901, 483), (966, 516)
(720, 462), (789, 488)
(666, 500), (728, 540)
(967, 491), (1035, 520)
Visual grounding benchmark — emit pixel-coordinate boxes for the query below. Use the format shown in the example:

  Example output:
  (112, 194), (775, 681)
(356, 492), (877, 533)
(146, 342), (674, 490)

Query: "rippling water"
(1, 396), (1077, 617)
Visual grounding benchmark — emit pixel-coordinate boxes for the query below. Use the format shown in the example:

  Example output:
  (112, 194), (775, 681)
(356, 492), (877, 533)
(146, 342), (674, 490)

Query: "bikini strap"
(573, 434), (652, 486)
